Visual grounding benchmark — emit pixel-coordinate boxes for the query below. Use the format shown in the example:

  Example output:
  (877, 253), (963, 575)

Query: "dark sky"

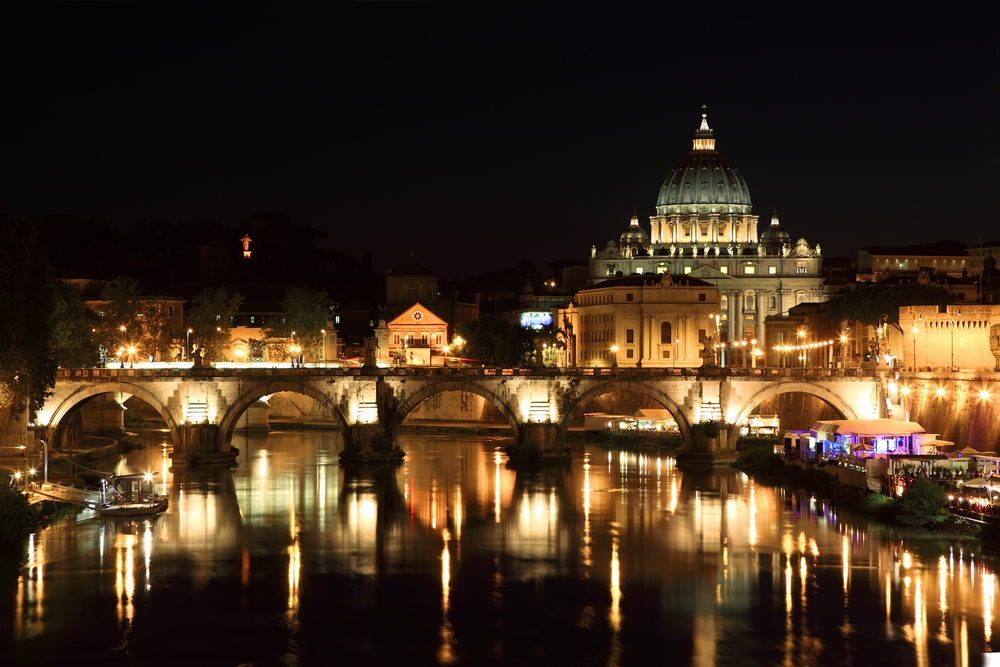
(3, 5), (998, 278)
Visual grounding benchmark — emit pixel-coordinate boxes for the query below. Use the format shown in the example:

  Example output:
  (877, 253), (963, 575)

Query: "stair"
(186, 401), (208, 423)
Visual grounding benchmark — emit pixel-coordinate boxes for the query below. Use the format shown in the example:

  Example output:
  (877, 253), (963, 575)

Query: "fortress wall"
(904, 377), (1000, 452)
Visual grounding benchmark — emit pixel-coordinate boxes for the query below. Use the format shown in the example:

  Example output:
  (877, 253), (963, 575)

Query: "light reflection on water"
(5, 430), (999, 666)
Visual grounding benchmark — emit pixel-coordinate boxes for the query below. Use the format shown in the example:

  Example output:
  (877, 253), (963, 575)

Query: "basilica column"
(756, 289), (767, 362)
(734, 291), (745, 342)
(725, 290), (737, 347)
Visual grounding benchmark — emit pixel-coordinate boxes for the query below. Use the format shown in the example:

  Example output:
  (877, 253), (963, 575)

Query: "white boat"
(99, 473), (169, 517)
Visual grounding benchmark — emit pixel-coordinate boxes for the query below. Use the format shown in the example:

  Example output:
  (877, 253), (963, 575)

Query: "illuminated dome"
(760, 211), (790, 254)
(620, 211), (648, 244)
(655, 111), (752, 216)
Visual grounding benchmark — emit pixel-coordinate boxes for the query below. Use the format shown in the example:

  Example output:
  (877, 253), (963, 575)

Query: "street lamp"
(950, 319), (956, 372)
(128, 346), (136, 369)
(321, 329), (326, 366)
(911, 325), (918, 371)
(118, 346), (125, 369)
(186, 328), (192, 362)
(611, 345), (618, 367)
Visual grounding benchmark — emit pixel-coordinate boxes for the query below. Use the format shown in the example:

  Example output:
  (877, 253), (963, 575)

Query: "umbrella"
(962, 478), (1000, 490)
(960, 446), (980, 455)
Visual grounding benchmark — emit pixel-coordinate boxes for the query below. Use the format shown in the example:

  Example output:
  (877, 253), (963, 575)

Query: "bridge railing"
(56, 366), (877, 380)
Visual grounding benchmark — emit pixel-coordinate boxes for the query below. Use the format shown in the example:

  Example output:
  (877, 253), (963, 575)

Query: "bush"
(123, 410), (146, 427)
(0, 484), (39, 551)
(860, 492), (897, 519)
(896, 479), (948, 527)
(695, 420), (722, 439)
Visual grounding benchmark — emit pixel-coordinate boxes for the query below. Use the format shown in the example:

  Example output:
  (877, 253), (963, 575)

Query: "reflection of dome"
(656, 112), (752, 216)
(620, 212), (648, 244)
(760, 212), (790, 254)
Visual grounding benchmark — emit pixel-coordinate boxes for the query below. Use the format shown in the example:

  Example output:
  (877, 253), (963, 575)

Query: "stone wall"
(903, 375), (1000, 452)
(406, 391), (506, 422)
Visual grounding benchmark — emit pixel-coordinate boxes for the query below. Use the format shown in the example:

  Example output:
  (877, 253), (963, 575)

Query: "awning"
(810, 419), (925, 438)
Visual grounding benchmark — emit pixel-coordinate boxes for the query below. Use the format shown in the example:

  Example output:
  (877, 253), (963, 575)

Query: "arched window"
(661, 321), (672, 344)
(746, 294), (755, 311)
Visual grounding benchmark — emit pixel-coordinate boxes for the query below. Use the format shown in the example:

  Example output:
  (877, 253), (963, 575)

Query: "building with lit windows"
(588, 110), (825, 349)
(387, 302), (449, 366)
(558, 273), (719, 368)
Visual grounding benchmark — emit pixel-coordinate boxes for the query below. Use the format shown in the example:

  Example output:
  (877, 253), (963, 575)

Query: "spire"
(771, 206), (779, 225)
(630, 207), (639, 226)
(692, 104), (716, 151)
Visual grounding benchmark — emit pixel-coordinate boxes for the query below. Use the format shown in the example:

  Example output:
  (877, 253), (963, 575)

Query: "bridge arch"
(387, 380), (522, 443)
(559, 380), (692, 442)
(727, 380), (862, 450)
(216, 381), (351, 448)
(46, 382), (181, 448)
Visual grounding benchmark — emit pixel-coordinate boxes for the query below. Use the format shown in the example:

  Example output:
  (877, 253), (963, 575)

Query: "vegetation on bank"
(734, 446), (950, 528)
(0, 484), (40, 552)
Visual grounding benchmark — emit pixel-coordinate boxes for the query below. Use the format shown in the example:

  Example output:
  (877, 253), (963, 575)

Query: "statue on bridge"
(363, 336), (378, 369)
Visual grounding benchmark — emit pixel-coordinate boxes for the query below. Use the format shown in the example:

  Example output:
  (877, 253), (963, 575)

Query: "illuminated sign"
(520, 311), (552, 329)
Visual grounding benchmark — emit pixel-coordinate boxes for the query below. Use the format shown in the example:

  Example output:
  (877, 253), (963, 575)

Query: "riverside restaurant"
(808, 419), (928, 459)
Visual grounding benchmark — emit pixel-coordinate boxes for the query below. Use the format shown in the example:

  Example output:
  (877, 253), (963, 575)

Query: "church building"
(588, 110), (825, 348)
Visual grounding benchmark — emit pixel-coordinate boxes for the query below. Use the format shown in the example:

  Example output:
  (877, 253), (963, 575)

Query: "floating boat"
(99, 473), (169, 517)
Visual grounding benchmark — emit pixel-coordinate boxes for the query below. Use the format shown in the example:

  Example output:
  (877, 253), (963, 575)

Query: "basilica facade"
(588, 111), (825, 348)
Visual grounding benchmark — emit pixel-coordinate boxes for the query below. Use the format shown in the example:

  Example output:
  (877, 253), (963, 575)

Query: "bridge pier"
(521, 422), (561, 451)
(173, 424), (233, 465)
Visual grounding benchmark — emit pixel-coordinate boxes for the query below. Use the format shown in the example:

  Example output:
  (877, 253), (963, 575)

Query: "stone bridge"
(40, 366), (884, 458)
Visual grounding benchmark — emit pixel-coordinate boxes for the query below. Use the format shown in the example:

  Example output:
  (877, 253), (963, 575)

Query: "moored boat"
(99, 473), (169, 517)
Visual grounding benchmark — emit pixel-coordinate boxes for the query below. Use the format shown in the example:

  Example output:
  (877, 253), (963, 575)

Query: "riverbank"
(733, 448), (1000, 547)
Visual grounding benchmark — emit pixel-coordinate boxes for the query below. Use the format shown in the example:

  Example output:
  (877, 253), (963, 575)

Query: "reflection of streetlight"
(611, 345), (619, 367)
(186, 328), (192, 362)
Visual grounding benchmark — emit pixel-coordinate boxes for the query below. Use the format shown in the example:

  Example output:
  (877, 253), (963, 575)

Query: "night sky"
(3, 5), (998, 278)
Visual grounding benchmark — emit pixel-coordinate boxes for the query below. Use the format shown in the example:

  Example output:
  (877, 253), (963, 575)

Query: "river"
(3, 430), (997, 666)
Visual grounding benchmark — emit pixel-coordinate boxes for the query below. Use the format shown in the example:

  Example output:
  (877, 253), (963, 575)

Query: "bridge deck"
(57, 366), (877, 380)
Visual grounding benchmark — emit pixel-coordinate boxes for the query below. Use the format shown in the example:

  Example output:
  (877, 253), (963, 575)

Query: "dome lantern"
(692, 105), (716, 152)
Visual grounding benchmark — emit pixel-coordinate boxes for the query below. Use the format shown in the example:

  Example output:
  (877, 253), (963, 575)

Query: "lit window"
(684, 266), (692, 274)
(250, 316), (255, 324)
(635, 267), (643, 274)
(720, 266), (728, 274)
(335, 315), (340, 324)
(744, 266), (755, 274)
(769, 266), (776, 274)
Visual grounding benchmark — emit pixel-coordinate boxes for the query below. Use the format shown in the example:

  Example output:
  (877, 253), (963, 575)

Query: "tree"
(264, 287), (330, 362)
(0, 209), (57, 414)
(49, 280), (100, 368)
(94, 276), (145, 363)
(826, 282), (954, 332)
(896, 478), (948, 527)
(456, 318), (537, 367)
(189, 287), (244, 361)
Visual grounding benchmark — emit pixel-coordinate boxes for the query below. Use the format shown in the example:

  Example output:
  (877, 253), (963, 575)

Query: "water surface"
(4, 430), (997, 666)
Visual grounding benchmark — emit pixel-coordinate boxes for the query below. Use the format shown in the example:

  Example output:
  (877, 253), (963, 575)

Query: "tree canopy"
(189, 287), (244, 361)
(264, 287), (330, 362)
(0, 209), (57, 414)
(456, 318), (542, 367)
(49, 280), (100, 369)
(825, 282), (954, 330)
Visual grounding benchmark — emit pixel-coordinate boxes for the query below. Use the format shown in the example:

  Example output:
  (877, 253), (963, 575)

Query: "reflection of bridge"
(41, 366), (882, 456)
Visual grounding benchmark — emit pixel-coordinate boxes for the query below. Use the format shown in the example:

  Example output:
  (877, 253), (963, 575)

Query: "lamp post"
(186, 328), (192, 362)
(128, 346), (136, 369)
(611, 345), (618, 368)
(321, 329), (326, 366)
(911, 325), (918, 371)
(120, 325), (127, 368)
